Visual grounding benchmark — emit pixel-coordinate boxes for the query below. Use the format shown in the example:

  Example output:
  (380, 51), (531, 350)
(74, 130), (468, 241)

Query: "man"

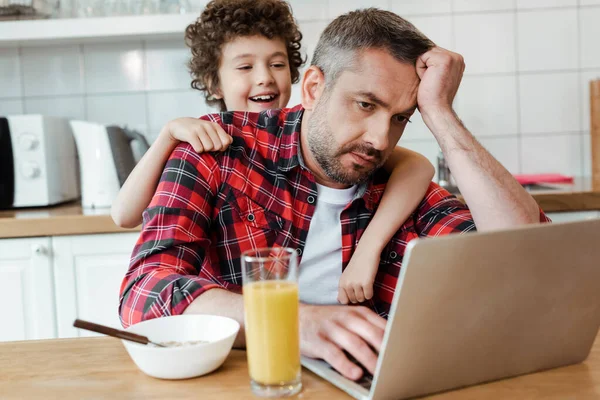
(119, 9), (546, 381)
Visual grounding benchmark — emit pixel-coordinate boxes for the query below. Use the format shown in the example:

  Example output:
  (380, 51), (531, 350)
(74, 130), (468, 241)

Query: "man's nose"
(255, 65), (275, 86)
(362, 118), (390, 151)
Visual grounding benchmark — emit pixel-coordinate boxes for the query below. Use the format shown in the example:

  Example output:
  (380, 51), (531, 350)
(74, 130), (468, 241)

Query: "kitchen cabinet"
(53, 232), (139, 338)
(546, 211), (600, 223)
(0, 237), (56, 341)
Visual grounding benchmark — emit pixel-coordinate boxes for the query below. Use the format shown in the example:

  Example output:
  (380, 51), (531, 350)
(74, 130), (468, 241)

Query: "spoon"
(73, 319), (166, 347)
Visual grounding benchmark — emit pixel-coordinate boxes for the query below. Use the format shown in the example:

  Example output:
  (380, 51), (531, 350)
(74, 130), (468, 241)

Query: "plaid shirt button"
(307, 196), (315, 204)
(247, 214), (255, 222)
(296, 248), (303, 256)
(390, 251), (398, 259)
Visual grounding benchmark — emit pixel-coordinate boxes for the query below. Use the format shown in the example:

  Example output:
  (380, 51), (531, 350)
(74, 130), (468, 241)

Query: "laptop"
(301, 218), (600, 399)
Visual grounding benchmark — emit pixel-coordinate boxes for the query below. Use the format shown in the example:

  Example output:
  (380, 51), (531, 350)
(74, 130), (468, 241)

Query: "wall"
(1, 0), (599, 178)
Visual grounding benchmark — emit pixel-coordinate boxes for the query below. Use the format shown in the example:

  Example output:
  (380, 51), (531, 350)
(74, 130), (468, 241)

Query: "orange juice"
(243, 280), (300, 385)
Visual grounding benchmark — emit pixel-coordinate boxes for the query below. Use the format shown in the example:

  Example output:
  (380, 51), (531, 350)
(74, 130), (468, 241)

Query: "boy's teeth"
(251, 95), (276, 101)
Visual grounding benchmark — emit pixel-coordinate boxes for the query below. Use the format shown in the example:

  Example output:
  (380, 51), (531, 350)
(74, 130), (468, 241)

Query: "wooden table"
(1, 334), (599, 399)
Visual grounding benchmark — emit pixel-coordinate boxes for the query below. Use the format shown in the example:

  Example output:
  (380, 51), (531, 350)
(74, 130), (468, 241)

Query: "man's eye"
(358, 101), (374, 111)
(394, 115), (411, 123)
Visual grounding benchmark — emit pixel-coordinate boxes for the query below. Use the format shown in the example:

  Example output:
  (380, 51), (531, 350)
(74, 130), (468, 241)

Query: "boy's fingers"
(338, 288), (349, 305)
(354, 286), (366, 303)
(364, 285), (374, 301)
(205, 126), (224, 151)
(189, 137), (204, 153)
(198, 131), (214, 151)
(346, 287), (358, 304)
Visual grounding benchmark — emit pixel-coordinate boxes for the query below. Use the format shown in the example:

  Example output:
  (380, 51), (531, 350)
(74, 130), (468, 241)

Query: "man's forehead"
(337, 51), (420, 110)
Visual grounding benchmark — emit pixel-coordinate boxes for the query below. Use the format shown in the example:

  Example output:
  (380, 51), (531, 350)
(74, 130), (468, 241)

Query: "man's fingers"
(354, 306), (387, 331)
(342, 311), (385, 353)
(321, 339), (363, 381)
(328, 321), (378, 375)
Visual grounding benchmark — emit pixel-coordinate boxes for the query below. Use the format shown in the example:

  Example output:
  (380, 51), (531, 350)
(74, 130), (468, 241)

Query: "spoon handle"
(73, 319), (155, 346)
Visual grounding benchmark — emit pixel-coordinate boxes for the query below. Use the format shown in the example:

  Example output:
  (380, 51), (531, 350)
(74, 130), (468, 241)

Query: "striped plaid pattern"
(119, 104), (549, 327)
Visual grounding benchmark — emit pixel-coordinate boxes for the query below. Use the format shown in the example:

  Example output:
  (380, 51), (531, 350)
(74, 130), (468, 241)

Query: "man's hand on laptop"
(299, 304), (386, 381)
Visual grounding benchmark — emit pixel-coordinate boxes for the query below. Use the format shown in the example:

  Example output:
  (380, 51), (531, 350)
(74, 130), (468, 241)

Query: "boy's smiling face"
(216, 35), (292, 112)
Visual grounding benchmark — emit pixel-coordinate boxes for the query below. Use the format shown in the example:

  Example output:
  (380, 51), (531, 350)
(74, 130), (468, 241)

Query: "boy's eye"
(357, 101), (374, 111)
(237, 66), (252, 70)
(271, 63), (286, 68)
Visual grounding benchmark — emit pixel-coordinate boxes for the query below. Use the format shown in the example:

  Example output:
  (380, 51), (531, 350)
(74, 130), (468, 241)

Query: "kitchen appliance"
(69, 120), (150, 209)
(0, 114), (79, 209)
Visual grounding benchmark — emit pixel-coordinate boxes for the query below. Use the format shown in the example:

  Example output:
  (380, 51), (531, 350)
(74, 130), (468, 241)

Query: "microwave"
(0, 115), (80, 209)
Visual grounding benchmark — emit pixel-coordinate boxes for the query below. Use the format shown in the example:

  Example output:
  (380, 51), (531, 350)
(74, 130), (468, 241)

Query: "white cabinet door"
(52, 232), (139, 338)
(0, 237), (56, 341)
(546, 211), (600, 223)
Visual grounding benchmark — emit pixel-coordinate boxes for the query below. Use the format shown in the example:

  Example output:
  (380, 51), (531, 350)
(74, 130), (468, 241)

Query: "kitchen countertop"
(0, 177), (599, 239)
(1, 334), (599, 399)
(0, 201), (140, 239)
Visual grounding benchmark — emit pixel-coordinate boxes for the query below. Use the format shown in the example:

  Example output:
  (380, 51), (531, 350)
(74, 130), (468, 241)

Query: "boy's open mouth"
(249, 93), (279, 103)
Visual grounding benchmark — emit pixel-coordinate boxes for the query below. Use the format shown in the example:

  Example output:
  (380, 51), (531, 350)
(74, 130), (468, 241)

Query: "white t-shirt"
(298, 183), (358, 305)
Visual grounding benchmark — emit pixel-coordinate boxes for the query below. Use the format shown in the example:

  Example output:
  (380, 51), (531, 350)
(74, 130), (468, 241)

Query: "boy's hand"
(164, 117), (233, 153)
(337, 249), (380, 304)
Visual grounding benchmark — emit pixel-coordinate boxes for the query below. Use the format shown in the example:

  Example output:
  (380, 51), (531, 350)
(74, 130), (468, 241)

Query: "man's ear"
(301, 66), (325, 111)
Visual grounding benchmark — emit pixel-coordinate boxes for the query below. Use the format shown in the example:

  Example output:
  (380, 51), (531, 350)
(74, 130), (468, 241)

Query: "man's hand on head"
(299, 304), (386, 381)
(415, 47), (465, 123)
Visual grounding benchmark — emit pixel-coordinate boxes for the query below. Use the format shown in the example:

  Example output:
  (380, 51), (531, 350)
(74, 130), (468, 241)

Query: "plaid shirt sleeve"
(415, 184), (551, 237)
(119, 142), (227, 328)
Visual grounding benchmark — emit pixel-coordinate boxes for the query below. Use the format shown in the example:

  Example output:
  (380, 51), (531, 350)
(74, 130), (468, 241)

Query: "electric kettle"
(70, 120), (150, 209)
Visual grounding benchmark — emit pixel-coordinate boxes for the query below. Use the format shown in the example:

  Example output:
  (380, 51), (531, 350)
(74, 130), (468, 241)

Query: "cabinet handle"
(32, 245), (47, 255)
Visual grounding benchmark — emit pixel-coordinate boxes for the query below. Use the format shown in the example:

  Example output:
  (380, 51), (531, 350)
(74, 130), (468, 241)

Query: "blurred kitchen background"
(1, 0), (598, 178)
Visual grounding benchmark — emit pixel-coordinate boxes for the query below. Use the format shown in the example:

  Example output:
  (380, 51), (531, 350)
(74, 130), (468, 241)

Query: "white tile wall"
(453, 0), (515, 13)
(0, 48), (22, 99)
(478, 137), (520, 173)
(406, 15), (453, 50)
(517, 8), (578, 72)
(83, 42), (145, 94)
(145, 39), (191, 91)
(580, 7), (600, 69)
(329, 0), (389, 17)
(21, 45), (84, 97)
(520, 134), (582, 176)
(1, 0), (597, 178)
(454, 75), (519, 136)
(390, 0), (452, 16)
(0, 99), (24, 115)
(454, 13), (516, 74)
(518, 72), (580, 134)
(516, 0), (577, 9)
(24, 96), (86, 120)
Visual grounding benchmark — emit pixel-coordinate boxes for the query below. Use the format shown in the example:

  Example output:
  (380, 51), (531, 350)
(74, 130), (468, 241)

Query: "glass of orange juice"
(242, 247), (301, 397)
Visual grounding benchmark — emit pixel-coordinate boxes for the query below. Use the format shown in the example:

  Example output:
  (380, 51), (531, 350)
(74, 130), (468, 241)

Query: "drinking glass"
(242, 247), (302, 397)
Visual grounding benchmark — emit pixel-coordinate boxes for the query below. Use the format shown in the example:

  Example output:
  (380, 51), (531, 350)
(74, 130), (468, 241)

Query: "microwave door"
(0, 117), (15, 208)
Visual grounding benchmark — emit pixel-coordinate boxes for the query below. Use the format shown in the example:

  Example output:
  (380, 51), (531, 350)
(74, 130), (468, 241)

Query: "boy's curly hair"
(185, 0), (304, 111)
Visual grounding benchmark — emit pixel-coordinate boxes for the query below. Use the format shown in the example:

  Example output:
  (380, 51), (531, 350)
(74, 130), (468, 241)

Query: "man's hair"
(185, 0), (304, 111)
(311, 8), (435, 87)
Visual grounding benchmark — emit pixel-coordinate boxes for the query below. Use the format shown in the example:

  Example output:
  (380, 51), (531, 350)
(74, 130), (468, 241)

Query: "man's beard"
(307, 96), (384, 186)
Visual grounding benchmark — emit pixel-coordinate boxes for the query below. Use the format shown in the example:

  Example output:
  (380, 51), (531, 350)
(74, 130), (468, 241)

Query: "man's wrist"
(420, 106), (459, 133)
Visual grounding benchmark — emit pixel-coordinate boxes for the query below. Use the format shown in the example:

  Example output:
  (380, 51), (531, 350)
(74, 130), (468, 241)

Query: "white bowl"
(122, 314), (240, 380)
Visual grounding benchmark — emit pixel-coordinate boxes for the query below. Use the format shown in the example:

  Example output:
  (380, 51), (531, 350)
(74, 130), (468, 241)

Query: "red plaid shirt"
(119, 105), (549, 327)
